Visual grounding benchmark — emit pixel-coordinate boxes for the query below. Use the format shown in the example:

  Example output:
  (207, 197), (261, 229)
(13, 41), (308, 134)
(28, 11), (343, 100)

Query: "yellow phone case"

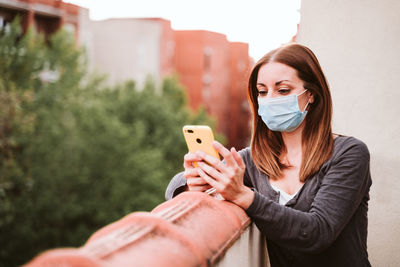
(182, 125), (219, 161)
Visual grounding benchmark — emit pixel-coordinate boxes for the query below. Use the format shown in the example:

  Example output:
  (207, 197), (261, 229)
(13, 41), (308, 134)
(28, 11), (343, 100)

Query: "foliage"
(0, 19), (221, 266)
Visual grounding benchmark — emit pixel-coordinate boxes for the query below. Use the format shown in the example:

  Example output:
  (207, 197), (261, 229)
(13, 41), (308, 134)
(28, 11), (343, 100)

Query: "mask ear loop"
(302, 101), (310, 112)
(298, 89), (308, 96)
(298, 89), (311, 112)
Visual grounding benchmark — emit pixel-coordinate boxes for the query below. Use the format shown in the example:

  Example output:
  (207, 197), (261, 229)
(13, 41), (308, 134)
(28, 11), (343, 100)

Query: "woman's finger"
(183, 168), (200, 178)
(231, 147), (246, 170)
(187, 184), (212, 192)
(186, 177), (208, 186)
(197, 167), (221, 191)
(184, 152), (202, 168)
(197, 161), (227, 184)
(212, 141), (238, 168)
(196, 153), (228, 173)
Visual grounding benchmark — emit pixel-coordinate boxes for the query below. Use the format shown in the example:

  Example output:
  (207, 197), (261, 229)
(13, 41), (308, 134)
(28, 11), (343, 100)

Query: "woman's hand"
(183, 152), (212, 192)
(195, 141), (254, 209)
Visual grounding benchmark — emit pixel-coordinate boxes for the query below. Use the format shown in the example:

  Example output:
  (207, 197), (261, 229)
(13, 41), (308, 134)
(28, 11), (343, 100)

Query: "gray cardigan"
(165, 136), (372, 267)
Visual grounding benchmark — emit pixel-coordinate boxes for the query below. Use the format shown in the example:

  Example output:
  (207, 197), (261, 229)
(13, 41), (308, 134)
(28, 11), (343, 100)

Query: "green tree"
(0, 19), (222, 266)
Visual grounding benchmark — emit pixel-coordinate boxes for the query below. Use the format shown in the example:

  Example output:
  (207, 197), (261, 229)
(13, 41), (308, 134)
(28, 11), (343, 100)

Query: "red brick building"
(174, 30), (251, 149)
(89, 20), (252, 148)
(0, 0), (79, 39)
(227, 42), (252, 149)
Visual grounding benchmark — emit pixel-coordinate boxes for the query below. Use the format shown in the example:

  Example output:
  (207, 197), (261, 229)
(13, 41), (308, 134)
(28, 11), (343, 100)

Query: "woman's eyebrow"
(275, 80), (291, 86)
(257, 80), (292, 87)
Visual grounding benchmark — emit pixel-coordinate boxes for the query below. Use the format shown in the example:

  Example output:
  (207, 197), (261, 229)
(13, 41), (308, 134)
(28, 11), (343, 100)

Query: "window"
(203, 47), (213, 71)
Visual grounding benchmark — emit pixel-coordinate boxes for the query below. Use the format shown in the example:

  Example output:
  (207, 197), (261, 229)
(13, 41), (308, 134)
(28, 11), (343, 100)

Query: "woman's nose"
(266, 91), (278, 99)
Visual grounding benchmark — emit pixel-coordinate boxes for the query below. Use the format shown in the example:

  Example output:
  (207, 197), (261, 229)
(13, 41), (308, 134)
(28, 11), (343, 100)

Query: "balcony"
(25, 192), (270, 267)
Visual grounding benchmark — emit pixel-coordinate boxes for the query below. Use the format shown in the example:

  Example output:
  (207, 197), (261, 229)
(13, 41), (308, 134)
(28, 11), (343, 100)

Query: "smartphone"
(183, 125), (223, 199)
(182, 125), (220, 165)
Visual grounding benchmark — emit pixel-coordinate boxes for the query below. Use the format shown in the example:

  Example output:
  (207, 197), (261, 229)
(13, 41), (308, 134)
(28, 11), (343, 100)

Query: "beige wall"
(90, 19), (162, 89)
(215, 223), (270, 267)
(297, 0), (400, 266)
(77, 8), (94, 70)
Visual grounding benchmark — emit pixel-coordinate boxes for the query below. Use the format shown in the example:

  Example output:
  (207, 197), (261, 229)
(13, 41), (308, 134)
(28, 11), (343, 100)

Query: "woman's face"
(256, 62), (314, 110)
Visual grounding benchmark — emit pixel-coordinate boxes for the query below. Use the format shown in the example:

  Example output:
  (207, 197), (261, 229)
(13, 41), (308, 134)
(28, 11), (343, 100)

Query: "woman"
(165, 43), (372, 266)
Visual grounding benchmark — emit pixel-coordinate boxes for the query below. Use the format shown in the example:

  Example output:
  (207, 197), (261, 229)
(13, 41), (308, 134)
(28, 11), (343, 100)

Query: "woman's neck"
(280, 125), (304, 163)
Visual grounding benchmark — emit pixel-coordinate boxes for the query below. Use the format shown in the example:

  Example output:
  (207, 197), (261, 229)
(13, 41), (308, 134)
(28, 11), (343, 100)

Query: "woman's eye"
(258, 91), (267, 96)
(278, 88), (290, 94)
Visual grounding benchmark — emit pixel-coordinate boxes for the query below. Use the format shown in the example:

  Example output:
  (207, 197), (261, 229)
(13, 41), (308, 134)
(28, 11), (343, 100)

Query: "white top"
(270, 184), (298, 205)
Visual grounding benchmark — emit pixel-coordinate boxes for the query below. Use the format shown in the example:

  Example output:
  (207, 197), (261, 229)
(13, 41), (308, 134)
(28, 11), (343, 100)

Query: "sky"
(64, 0), (301, 61)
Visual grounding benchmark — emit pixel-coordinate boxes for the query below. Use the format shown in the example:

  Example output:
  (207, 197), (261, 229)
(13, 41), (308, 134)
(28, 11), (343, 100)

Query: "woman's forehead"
(257, 62), (299, 83)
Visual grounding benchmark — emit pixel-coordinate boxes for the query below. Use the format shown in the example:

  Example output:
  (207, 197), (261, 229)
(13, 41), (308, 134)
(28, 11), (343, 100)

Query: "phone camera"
(196, 138), (202, 144)
(188, 130), (193, 133)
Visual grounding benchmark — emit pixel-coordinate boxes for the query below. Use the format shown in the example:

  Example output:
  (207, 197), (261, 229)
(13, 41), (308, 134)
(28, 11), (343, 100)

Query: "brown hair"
(248, 43), (334, 182)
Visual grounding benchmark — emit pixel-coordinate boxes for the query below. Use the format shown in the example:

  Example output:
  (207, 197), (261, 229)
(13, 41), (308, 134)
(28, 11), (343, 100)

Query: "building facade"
(89, 18), (174, 89)
(0, 0), (79, 39)
(0, 0), (252, 149)
(174, 30), (251, 148)
(297, 0), (400, 266)
(88, 19), (252, 148)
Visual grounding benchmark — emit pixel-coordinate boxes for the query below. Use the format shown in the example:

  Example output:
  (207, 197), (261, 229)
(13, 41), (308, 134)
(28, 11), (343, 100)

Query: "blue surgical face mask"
(257, 89), (309, 132)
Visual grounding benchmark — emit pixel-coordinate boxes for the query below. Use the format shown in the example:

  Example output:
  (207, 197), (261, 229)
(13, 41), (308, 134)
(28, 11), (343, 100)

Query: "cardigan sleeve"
(165, 147), (253, 200)
(245, 138), (371, 253)
(165, 172), (187, 200)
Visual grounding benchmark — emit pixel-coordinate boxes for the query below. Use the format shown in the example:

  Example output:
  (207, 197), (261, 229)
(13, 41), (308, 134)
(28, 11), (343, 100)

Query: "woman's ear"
(308, 91), (315, 104)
